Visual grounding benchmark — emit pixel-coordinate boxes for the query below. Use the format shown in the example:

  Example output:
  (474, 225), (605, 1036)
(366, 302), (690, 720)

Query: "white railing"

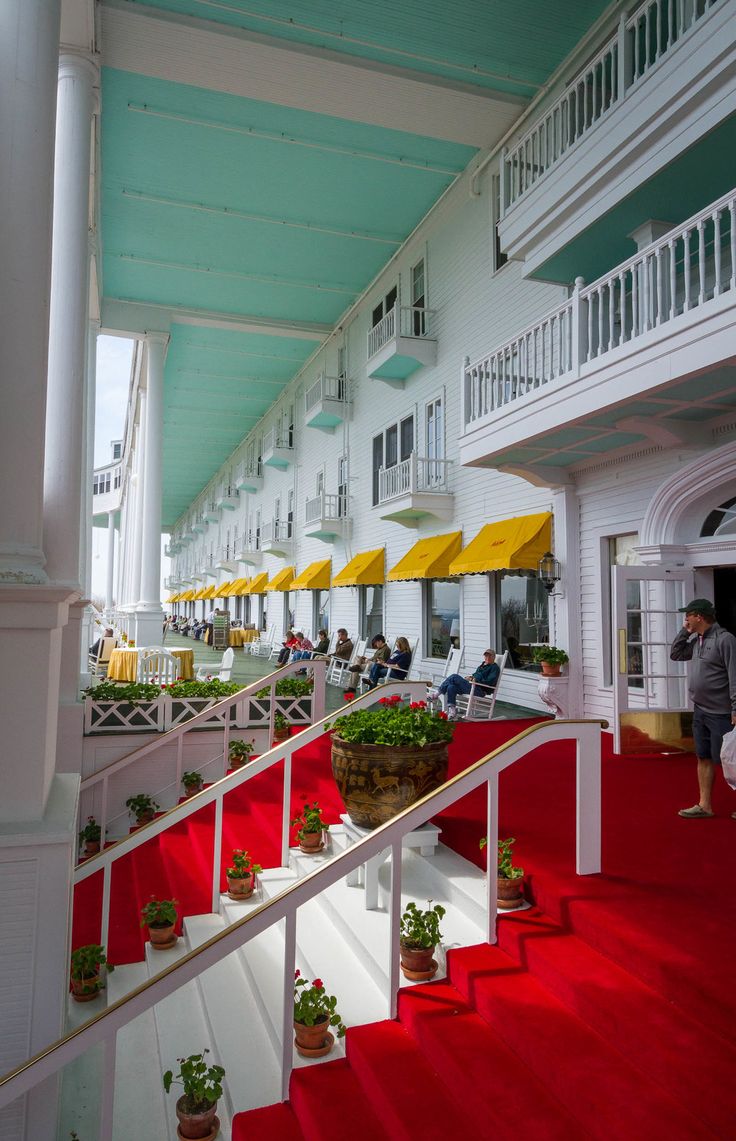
(236, 529), (260, 556)
(367, 305), (435, 358)
(305, 491), (349, 524)
(0, 711), (603, 1127)
(502, 0), (720, 212)
(235, 460), (263, 488)
(261, 519), (292, 544)
(305, 373), (349, 413)
(263, 427), (292, 454)
(378, 452), (453, 503)
(464, 186), (736, 424)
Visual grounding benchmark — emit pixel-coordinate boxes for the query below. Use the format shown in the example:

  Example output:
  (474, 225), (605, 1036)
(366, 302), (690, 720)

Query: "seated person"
(89, 627), (114, 659)
(331, 628), (353, 663)
(277, 629), (299, 666)
(428, 650), (500, 719)
(346, 634), (389, 692)
(312, 628), (330, 656)
(368, 636), (412, 689)
(290, 632), (314, 661)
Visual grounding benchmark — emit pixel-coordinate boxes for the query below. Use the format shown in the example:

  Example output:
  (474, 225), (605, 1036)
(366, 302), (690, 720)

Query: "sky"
(94, 335), (134, 466)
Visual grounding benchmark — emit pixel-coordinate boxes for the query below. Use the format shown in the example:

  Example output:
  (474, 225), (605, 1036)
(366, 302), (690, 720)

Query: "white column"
(106, 511), (116, 610)
(136, 333), (169, 647)
(551, 485), (584, 718)
(130, 398), (146, 616)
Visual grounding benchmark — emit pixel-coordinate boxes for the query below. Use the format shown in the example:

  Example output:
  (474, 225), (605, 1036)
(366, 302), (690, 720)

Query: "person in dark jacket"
(670, 598), (736, 818)
(368, 636), (412, 689)
(428, 650), (500, 719)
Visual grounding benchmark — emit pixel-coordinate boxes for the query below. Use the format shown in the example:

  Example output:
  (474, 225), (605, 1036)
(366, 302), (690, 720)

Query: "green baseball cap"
(679, 598), (715, 617)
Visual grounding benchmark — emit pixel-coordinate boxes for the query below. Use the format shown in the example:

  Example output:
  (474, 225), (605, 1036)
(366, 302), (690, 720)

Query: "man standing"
(670, 599), (736, 818)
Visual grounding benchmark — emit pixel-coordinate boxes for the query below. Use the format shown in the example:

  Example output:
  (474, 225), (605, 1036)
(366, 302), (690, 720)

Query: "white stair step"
(108, 963), (170, 1141)
(185, 913), (282, 1114)
(145, 937), (232, 1140)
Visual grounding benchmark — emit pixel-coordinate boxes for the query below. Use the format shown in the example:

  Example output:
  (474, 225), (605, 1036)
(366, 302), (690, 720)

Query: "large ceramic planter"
(331, 737), (450, 829)
(175, 1095), (219, 1140)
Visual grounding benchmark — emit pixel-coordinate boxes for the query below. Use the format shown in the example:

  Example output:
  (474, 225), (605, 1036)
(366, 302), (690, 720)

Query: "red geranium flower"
(294, 969), (301, 978)
(313, 978), (323, 989)
(437, 711), (448, 720)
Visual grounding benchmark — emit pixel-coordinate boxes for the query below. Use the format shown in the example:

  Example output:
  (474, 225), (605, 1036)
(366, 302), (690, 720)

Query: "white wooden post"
(570, 277), (586, 375)
(388, 839), (403, 1019)
(485, 774), (499, 944)
(576, 723), (602, 874)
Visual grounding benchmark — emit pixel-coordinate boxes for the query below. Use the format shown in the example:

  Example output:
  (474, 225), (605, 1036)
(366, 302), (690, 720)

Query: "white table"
(341, 814), (441, 910)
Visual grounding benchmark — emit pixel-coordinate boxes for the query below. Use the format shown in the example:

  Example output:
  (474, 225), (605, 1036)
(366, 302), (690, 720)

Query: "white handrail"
(0, 713), (603, 1119)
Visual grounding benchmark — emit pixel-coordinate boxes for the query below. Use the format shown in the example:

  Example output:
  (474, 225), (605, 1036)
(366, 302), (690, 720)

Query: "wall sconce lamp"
(538, 551), (562, 595)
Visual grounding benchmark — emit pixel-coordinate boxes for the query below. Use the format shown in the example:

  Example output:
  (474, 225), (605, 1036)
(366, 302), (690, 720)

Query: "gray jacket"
(670, 622), (736, 715)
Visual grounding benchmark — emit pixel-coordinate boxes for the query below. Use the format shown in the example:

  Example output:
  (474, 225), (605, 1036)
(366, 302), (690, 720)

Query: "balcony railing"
(464, 187), (736, 425)
(502, 0), (720, 213)
(367, 305), (435, 359)
(378, 453), (452, 503)
(305, 492), (349, 524)
(305, 373), (348, 412)
(263, 427), (292, 454)
(261, 520), (293, 544)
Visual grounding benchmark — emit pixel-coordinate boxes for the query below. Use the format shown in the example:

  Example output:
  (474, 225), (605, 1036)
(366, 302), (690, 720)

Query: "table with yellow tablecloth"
(106, 647), (195, 682)
(229, 628), (258, 647)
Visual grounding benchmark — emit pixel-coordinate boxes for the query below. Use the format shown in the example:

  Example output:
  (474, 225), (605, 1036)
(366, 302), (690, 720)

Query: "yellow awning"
(290, 558), (332, 591)
(223, 577), (244, 596)
(180, 589), (195, 601)
(205, 585), (219, 600)
(265, 566), (295, 592)
(332, 548), (385, 588)
(387, 531), (463, 582)
(244, 572), (269, 595)
(234, 577), (253, 596)
(191, 586), (207, 600)
(449, 512), (553, 576)
(165, 594), (177, 604)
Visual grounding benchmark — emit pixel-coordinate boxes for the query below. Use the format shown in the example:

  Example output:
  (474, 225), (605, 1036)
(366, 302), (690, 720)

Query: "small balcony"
(304, 373), (351, 432)
(164, 575), (181, 590)
(190, 566), (206, 583)
(366, 305), (437, 385)
(460, 187), (736, 480)
(263, 427), (293, 469)
(235, 460), (263, 494)
(203, 554), (218, 578)
(215, 483), (239, 511)
(204, 500), (221, 524)
(304, 493), (351, 542)
(164, 540), (180, 558)
(235, 532), (262, 567)
(376, 453), (454, 527)
(192, 514), (207, 534)
(216, 545), (237, 572)
(260, 519), (294, 558)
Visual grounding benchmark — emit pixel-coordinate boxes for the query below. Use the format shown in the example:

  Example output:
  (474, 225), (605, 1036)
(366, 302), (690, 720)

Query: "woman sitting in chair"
(428, 650), (499, 720)
(367, 636), (412, 689)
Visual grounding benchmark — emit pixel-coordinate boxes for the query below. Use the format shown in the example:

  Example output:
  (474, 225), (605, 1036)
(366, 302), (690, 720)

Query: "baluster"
(697, 219), (706, 305)
(539, 322), (546, 382)
(587, 290), (594, 360)
(618, 271), (627, 344)
(592, 64), (598, 126)
(713, 210), (722, 296)
(683, 229), (691, 310)
(608, 280), (615, 350)
(668, 239), (677, 319)
(595, 286), (603, 355)
(730, 201), (736, 291)
(654, 0), (661, 62)
(631, 262), (639, 336)
(655, 248), (664, 325)
(601, 53), (608, 111)
(645, 6), (651, 72)
(668, 0), (676, 46)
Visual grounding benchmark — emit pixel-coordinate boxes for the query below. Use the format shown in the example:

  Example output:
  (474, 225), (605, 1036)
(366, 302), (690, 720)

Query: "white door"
(612, 565), (694, 753)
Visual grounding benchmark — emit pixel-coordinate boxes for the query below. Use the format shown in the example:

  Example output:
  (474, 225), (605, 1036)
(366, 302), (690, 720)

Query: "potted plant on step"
(399, 901), (446, 981)
(125, 793), (159, 827)
(228, 738), (255, 769)
(225, 849), (262, 900)
(293, 970), (346, 1057)
(78, 815), (102, 856)
(70, 944), (108, 1002)
(163, 1049), (225, 1140)
(532, 645), (569, 677)
(481, 835), (525, 909)
(329, 696), (454, 829)
(141, 897), (178, 949)
(291, 800), (330, 853)
(272, 711), (290, 744)
(182, 770), (204, 798)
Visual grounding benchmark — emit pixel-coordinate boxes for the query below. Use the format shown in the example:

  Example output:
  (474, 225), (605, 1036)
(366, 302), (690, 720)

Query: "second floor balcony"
(263, 427), (293, 469)
(164, 574), (181, 590)
(367, 305), (437, 384)
(260, 519), (293, 558)
(234, 530), (262, 568)
(304, 373), (351, 432)
(204, 499), (221, 524)
(235, 460), (263, 494)
(215, 482), (240, 511)
(303, 492), (351, 542)
(375, 452), (454, 528)
(203, 553), (218, 578)
(216, 544), (237, 571)
(460, 188), (736, 481)
(192, 513), (207, 534)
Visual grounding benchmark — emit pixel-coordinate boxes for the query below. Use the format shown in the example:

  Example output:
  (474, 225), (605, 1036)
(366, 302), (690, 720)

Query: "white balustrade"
(367, 305), (436, 359)
(502, 0), (719, 212)
(464, 186), (736, 426)
(305, 492), (349, 523)
(377, 452), (452, 503)
(305, 373), (349, 413)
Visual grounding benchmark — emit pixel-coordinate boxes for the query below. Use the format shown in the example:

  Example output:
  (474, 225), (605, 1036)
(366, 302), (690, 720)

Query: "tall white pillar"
(130, 397), (146, 617)
(106, 511), (116, 610)
(136, 333), (169, 647)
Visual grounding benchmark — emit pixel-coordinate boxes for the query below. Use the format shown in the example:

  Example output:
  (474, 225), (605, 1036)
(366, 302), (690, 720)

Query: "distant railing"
(261, 519), (292, 544)
(235, 460), (262, 488)
(367, 305), (435, 358)
(263, 427), (292, 455)
(378, 452), (453, 502)
(502, 0), (720, 212)
(305, 373), (348, 413)
(464, 186), (736, 425)
(305, 491), (349, 523)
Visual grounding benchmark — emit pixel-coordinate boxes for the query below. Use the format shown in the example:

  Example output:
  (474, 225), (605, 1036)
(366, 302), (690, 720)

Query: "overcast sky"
(94, 335), (133, 466)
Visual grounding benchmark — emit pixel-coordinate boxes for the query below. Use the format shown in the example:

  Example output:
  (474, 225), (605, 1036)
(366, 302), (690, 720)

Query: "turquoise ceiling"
(124, 0), (611, 98)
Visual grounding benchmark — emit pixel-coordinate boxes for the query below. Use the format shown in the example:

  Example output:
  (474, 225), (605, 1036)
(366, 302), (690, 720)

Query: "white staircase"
(59, 827), (489, 1139)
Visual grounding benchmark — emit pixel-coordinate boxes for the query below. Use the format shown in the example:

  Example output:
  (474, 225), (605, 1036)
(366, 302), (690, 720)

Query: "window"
(287, 489), (294, 538)
(372, 416), (414, 505)
(602, 533), (641, 686)
(701, 497), (736, 537)
(359, 585), (384, 643)
(337, 456), (348, 516)
(254, 508), (261, 549)
(281, 403), (294, 448)
(411, 258), (426, 335)
(425, 396), (444, 486)
(491, 175), (508, 273)
(112, 442), (122, 460)
(496, 570), (549, 670)
(313, 589), (330, 636)
(337, 345), (347, 400)
(424, 579), (460, 659)
(104, 472), (111, 493)
(114, 467), (121, 489)
(371, 285), (398, 328)
(93, 475), (99, 495)
(316, 470), (325, 498)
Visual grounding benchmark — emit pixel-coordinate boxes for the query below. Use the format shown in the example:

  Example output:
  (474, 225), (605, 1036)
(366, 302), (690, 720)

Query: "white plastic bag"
(720, 727), (736, 790)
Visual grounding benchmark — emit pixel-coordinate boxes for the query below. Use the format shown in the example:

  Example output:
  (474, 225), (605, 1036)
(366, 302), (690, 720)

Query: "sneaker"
(447, 706), (457, 720)
(426, 687), (440, 702)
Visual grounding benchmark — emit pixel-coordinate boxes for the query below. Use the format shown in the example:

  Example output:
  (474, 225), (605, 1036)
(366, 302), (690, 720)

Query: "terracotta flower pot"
(497, 875), (525, 910)
(226, 873), (254, 900)
(183, 782), (203, 798)
(273, 727), (290, 745)
(148, 922), (177, 949)
(229, 755), (248, 769)
(175, 1095), (219, 1140)
(133, 808), (155, 828)
(540, 661), (561, 677)
(294, 1016), (333, 1055)
(298, 830), (324, 854)
(71, 974), (101, 1002)
(84, 840), (100, 856)
(400, 943), (438, 980)
(331, 737), (449, 830)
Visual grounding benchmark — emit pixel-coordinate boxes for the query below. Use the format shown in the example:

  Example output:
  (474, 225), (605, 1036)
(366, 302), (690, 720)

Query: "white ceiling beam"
(101, 1), (525, 149)
(100, 298), (330, 340)
(615, 416), (712, 447)
(497, 463), (572, 488)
